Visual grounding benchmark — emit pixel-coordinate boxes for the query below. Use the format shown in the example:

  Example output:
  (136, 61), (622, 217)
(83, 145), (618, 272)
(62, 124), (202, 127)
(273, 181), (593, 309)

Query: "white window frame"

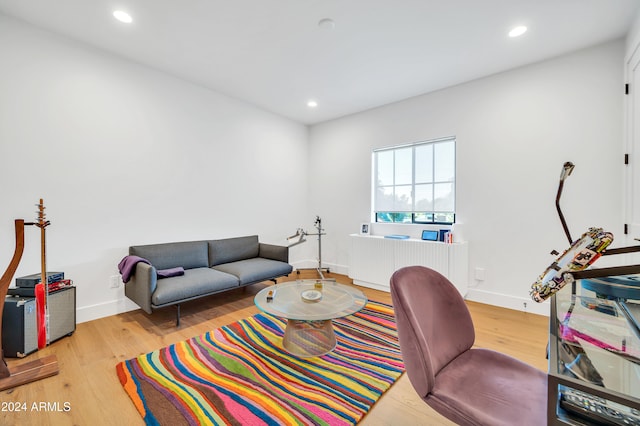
(372, 136), (456, 224)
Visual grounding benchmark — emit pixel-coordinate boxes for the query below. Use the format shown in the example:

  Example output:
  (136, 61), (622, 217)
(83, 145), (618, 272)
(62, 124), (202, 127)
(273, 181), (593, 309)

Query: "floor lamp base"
(296, 267), (331, 279)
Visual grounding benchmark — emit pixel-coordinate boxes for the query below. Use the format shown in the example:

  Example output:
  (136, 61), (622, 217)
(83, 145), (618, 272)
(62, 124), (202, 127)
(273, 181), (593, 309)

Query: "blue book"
(384, 234), (410, 239)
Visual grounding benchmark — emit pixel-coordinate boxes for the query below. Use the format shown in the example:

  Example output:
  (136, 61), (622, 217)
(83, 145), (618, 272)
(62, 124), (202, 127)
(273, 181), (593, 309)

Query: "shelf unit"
(548, 279), (640, 425)
(348, 234), (468, 295)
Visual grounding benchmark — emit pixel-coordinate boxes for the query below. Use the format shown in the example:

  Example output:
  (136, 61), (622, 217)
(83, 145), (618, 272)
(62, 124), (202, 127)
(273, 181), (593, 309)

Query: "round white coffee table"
(254, 280), (367, 357)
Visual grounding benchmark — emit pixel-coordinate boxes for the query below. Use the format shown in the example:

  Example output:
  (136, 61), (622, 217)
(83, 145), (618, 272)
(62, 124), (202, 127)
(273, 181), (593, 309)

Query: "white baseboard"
(352, 279), (390, 292)
(293, 261), (550, 317)
(76, 270), (549, 324)
(77, 263), (349, 323)
(291, 260), (348, 276)
(465, 288), (550, 316)
(76, 298), (139, 324)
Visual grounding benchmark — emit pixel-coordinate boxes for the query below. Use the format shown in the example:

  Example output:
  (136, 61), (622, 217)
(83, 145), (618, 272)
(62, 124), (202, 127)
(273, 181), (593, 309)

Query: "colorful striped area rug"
(116, 301), (404, 425)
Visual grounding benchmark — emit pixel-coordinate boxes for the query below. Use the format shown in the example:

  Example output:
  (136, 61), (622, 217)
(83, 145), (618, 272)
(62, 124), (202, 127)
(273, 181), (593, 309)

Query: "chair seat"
(427, 348), (547, 426)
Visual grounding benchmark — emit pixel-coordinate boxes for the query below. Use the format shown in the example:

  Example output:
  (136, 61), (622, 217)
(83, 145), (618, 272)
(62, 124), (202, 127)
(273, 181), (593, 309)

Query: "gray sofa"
(124, 235), (292, 325)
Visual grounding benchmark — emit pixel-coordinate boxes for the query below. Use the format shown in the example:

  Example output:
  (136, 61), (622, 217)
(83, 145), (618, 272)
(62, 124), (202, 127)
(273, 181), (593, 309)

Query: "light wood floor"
(0, 272), (549, 426)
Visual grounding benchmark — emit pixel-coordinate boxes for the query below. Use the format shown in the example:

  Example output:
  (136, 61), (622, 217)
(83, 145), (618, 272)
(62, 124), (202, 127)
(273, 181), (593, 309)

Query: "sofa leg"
(176, 304), (181, 327)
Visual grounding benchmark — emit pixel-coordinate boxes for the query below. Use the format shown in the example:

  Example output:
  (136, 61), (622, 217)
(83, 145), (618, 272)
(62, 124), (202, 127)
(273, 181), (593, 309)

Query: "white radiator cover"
(348, 234), (469, 296)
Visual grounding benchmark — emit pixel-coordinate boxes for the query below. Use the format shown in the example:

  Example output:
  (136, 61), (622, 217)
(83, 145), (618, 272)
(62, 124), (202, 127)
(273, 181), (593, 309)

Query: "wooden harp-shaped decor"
(0, 200), (58, 391)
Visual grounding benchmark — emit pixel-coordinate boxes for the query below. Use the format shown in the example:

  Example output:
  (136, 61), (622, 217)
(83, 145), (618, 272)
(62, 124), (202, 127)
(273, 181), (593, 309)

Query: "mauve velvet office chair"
(390, 266), (547, 426)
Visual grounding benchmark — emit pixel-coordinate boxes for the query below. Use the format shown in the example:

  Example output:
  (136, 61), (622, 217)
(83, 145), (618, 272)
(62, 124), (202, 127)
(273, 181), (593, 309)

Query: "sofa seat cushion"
(151, 267), (239, 307)
(213, 258), (293, 285)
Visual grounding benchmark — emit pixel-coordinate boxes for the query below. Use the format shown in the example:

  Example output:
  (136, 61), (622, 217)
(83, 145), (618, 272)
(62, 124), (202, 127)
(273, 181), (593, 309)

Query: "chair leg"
(176, 304), (180, 327)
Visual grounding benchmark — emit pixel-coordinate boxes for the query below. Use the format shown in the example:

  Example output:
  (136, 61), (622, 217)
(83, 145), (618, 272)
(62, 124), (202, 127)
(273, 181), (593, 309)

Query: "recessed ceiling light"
(307, 100), (318, 108)
(113, 10), (133, 24)
(318, 18), (335, 30)
(509, 26), (527, 38)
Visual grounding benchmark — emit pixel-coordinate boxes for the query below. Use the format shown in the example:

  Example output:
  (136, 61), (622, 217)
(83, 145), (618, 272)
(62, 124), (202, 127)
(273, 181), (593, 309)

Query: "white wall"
(0, 15), (310, 323)
(623, 10), (640, 259)
(309, 40), (625, 315)
(627, 10), (640, 58)
(0, 12), (629, 323)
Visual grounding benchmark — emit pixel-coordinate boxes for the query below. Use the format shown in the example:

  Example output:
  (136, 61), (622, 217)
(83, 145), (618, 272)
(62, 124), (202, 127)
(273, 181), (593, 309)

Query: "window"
(373, 137), (455, 224)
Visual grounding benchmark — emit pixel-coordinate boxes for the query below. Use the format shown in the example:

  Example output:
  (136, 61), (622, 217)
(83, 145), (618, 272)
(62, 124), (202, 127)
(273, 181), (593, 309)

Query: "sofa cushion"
(213, 258), (293, 285)
(208, 236), (259, 266)
(130, 241), (208, 271)
(151, 267), (239, 307)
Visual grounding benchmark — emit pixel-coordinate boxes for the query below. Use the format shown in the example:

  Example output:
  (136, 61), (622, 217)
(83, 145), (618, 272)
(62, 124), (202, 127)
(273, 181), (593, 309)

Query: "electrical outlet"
(109, 275), (121, 289)
(523, 301), (528, 311)
(474, 267), (485, 281)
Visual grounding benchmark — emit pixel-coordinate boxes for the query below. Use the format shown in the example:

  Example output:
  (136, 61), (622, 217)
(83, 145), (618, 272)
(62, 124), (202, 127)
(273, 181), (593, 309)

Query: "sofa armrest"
(124, 262), (157, 314)
(259, 243), (289, 263)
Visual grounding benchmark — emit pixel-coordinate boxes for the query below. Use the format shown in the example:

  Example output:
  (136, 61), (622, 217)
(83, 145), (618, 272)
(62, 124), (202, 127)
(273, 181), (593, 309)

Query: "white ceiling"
(0, 0), (638, 125)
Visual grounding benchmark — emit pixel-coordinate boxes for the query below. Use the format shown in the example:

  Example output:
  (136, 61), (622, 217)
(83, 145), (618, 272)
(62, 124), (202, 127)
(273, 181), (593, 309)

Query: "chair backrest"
(390, 266), (475, 398)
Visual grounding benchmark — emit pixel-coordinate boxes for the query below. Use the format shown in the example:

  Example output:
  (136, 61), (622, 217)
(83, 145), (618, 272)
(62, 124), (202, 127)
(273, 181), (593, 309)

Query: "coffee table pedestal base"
(283, 319), (336, 358)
